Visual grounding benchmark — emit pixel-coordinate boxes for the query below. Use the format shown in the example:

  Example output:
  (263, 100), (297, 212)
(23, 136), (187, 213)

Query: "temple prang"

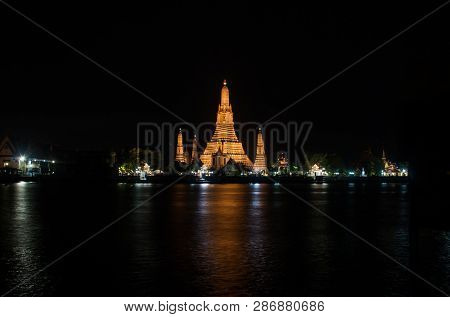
(200, 80), (253, 169)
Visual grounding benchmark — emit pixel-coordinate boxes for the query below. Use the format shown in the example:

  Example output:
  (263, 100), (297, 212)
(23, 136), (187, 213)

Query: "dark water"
(0, 182), (448, 296)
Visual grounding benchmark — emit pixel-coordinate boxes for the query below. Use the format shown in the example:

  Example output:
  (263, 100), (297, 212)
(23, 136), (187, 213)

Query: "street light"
(19, 156), (26, 162)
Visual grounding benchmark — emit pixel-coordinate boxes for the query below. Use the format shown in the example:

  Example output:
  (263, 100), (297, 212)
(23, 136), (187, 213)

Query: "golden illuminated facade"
(175, 129), (185, 163)
(200, 80), (252, 168)
(253, 128), (268, 174)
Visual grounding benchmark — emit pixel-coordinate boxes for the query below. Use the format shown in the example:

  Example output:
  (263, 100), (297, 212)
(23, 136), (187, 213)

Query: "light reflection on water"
(0, 182), (449, 296)
(1, 183), (49, 295)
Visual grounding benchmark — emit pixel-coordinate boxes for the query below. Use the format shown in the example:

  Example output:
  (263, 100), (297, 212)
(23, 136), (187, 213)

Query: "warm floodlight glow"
(199, 80), (252, 168)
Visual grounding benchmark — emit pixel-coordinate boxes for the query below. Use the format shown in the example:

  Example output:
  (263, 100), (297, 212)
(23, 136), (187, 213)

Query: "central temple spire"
(200, 80), (252, 168)
(221, 79), (229, 105)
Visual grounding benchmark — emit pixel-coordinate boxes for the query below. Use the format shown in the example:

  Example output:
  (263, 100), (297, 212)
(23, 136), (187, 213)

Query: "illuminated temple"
(253, 128), (268, 174)
(175, 129), (185, 163)
(200, 80), (253, 168)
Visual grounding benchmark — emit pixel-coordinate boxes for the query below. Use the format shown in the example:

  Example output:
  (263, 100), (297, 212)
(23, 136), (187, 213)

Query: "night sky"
(0, 1), (449, 169)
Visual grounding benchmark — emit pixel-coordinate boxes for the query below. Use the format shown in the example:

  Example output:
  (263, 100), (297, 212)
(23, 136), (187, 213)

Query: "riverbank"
(122, 175), (411, 184)
(1, 174), (411, 184)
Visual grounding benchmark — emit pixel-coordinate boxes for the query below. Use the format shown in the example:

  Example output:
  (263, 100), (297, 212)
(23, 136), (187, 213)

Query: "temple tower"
(200, 80), (252, 168)
(382, 148), (388, 168)
(253, 128), (268, 174)
(175, 129), (185, 163)
(191, 134), (199, 163)
(183, 147), (190, 164)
